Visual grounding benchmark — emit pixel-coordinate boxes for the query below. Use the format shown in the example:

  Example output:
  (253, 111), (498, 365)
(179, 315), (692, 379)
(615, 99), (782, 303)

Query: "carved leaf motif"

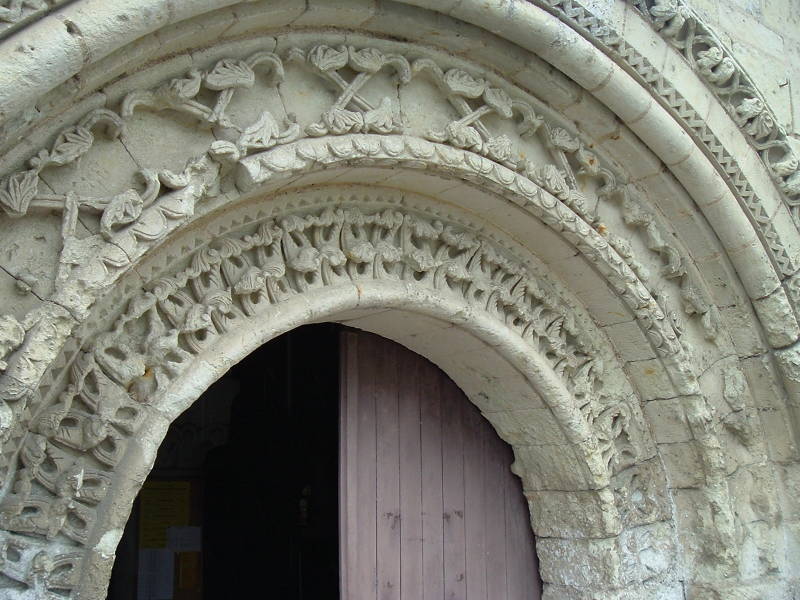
(234, 267), (265, 295)
(485, 135), (514, 164)
(348, 46), (385, 73)
(483, 87), (513, 119)
(320, 246), (346, 267)
(204, 59), (255, 90)
(0, 169), (39, 217)
(208, 140), (241, 164)
(238, 111), (282, 151)
(0, 314), (25, 372)
(442, 227), (477, 250)
(408, 217), (442, 239)
(46, 126), (94, 168)
(319, 108), (364, 135)
(363, 97), (397, 134)
(288, 247), (321, 272)
(182, 304), (213, 332)
(533, 165), (570, 200)
(442, 69), (485, 98)
(406, 248), (437, 272)
(100, 190), (144, 240)
(375, 241), (402, 262)
(444, 122), (483, 151)
(550, 128), (581, 153)
(346, 239), (375, 263)
(308, 45), (348, 72)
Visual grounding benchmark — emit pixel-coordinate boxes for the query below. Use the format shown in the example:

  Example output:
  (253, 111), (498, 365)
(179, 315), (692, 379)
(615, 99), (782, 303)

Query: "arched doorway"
(107, 324), (541, 599)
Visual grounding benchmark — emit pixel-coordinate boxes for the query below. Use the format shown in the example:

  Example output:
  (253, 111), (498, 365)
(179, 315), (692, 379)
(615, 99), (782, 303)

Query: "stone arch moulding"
(0, 3), (797, 599)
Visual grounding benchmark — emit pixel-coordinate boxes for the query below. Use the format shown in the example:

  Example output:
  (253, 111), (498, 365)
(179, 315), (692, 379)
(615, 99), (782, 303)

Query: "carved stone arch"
(0, 1), (797, 598)
(28, 183), (678, 599)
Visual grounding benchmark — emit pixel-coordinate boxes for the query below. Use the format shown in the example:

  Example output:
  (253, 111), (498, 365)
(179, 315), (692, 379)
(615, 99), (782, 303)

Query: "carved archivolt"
(631, 0), (800, 213)
(0, 12), (792, 599)
(0, 195), (673, 595)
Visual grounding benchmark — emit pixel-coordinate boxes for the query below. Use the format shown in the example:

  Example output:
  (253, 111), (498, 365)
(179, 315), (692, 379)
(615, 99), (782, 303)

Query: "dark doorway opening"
(107, 324), (341, 600)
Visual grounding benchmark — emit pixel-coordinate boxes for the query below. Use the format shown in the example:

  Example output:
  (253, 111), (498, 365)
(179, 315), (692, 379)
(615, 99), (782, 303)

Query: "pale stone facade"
(0, 0), (798, 598)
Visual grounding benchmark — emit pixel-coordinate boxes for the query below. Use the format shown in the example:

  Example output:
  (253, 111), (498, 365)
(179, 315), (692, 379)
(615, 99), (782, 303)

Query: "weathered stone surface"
(0, 0), (797, 597)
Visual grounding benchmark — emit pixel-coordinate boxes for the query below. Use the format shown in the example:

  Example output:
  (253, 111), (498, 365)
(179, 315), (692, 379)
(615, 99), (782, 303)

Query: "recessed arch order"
(0, 2), (798, 599)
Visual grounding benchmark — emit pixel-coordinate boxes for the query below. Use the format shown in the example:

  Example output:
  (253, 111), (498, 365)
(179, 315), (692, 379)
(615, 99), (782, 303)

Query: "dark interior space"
(107, 324), (341, 600)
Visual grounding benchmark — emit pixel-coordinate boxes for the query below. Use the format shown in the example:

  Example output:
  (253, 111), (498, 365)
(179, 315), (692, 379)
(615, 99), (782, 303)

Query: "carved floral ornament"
(0, 197), (673, 595)
(0, 0), (797, 230)
(630, 0), (800, 203)
(0, 43), (719, 370)
(0, 33), (778, 596)
(0, 41), (703, 595)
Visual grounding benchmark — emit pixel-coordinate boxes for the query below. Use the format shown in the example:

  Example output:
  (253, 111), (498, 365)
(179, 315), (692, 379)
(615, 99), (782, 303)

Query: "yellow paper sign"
(138, 481), (191, 549)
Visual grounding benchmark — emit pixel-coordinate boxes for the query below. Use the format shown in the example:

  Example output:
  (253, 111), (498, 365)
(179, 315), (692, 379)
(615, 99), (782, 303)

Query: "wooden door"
(339, 330), (542, 600)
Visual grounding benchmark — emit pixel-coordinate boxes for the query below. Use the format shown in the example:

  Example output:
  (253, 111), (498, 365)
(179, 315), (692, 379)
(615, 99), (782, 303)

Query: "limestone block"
(762, 0), (800, 41)
(612, 458), (674, 528)
(741, 354), (789, 411)
(0, 213), (74, 305)
(561, 93), (618, 141)
(618, 521), (676, 585)
(775, 463), (800, 523)
(627, 104), (695, 166)
(759, 409), (799, 462)
(118, 111), (217, 175)
(482, 407), (568, 446)
(728, 463), (781, 526)
(658, 441), (705, 488)
(211, 4), (300, 40)
(752, 287), (800, 348)
(599, 126), (663, 181)
(536, 535), (622, 588)
(719, 304), (769, 357)
(626, 357), (679, 401)
(773, 342), (800, 406)
(363, 2), (473, 55)
(669, 146), (732, 212)
(293, 0), (376, 27)
(602, 320), (657, 362)
(525, 487), (621, 538)
(592, 64), (653, 124)
(687, 579), (793, 600)
(643, 398), (694, 443)
(0, 15), (84, 127)
(622, 4), (670, 75)
(515, 59), (581, 112)
(542, 578), (684, 600)
(514, 442), (606, 491)
(151, 7), (238, 63)
(694, 251), (750, 309)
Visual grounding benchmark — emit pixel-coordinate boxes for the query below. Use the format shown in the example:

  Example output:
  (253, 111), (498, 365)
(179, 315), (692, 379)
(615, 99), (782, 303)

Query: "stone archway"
(52, 188), (677, 599)
(0, 2), (797, 598)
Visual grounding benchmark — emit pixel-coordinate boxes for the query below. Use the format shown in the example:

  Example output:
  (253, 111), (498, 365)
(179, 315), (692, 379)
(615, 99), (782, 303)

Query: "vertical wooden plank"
(376, 339), (401, 600)
(339, 331), (358, 599)
(484, 417), (508, 599)
(441, 378), (466, 600)
(341, 329), (542, 600)
(463, 402), (487, 600)
(356, 333), (379, 600)
(398, 345), (424, 600)
(419, 352), (444, 600)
